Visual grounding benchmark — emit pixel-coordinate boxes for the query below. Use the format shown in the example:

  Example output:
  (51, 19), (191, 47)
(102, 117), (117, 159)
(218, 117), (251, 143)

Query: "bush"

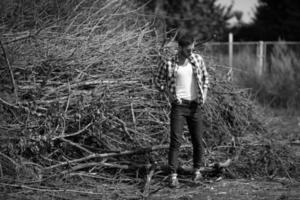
(233, 46), (262, 92)
(262, 42), (300, 108)
(234, 42), (300, 109)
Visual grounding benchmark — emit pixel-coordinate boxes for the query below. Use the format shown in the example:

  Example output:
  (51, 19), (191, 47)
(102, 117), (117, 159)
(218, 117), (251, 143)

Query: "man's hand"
(202, 89), (208, 103)
(165, 88), (176, 102)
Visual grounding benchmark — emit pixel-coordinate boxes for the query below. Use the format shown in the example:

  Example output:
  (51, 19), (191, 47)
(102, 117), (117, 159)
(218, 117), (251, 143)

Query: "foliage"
(143, 0), (233, 40)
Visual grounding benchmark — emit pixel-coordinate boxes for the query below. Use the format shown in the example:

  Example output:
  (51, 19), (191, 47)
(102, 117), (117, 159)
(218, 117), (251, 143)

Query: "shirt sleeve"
(202, 59), (209, 89)
(195, 54), (209, 89)
(154, 58), (167, 92)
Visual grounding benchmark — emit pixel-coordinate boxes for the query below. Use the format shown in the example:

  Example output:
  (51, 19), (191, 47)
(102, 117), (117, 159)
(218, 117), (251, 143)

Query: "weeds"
(233, 42), (300, 109)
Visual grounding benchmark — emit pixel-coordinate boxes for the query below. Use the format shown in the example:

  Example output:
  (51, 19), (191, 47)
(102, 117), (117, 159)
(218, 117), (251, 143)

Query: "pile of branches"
(0, 0), (298, 198)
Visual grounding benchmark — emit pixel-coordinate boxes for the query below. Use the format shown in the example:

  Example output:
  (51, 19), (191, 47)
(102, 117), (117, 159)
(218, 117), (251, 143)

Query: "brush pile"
(0, 0), (298, 198)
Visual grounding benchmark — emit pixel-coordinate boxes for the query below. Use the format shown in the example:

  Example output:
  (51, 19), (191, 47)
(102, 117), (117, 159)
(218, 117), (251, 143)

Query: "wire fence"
(202, 41), (300, 76)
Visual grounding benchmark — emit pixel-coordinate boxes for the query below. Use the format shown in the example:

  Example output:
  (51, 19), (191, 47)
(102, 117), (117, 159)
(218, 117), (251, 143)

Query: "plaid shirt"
(155, 53), (209, 104)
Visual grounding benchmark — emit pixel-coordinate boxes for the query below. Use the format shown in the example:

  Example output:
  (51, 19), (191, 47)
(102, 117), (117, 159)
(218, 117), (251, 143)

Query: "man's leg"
(169, 104), (185, 174)
(187, 105), (204, 173)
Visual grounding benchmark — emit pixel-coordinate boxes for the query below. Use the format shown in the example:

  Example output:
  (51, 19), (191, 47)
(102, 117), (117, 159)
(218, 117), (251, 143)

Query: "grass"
(229, 42), (300, 110)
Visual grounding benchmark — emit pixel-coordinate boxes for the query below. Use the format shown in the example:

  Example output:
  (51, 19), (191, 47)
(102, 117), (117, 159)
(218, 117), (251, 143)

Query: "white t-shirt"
(175, 59), (199, 100)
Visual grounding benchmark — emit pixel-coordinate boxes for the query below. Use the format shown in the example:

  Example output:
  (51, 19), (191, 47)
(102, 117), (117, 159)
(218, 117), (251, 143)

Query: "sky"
(217, 0), (258, 24)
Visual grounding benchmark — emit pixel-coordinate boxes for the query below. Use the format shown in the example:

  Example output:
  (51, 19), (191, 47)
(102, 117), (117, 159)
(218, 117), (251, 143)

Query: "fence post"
(257, 41), (264, 76)
(229, 33), (233, 68)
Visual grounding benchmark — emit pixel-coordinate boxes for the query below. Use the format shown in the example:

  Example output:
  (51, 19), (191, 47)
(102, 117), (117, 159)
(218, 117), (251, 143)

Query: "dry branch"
(0, 41), (18, 102)
(0, 152), (19, 177)
(0, 182), (105, 195)
(0, 98), (45, 117)
(0, 97), (19, 109)
(59, 138), (93, 155)
(142, 163), (157, 198)
(52, 122), (93, 140)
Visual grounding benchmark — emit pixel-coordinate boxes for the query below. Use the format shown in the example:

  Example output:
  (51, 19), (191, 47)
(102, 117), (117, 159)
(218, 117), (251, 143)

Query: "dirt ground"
(1, 178), (299, 200)
(1, 108), (299, 200)
(149, 179), (300, 200)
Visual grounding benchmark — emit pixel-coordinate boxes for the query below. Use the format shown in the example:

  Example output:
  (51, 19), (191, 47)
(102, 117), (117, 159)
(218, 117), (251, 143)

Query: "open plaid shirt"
(155, 53), (209, 104)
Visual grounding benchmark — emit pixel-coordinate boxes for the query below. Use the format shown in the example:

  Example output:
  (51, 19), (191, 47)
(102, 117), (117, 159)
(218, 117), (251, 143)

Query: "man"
(155, 34), (209, 188)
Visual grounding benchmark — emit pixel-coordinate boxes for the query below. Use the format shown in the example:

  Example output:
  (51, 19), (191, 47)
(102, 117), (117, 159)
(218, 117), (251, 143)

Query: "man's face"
(181, 42), (195, 58)
(180, 42), (195, 58)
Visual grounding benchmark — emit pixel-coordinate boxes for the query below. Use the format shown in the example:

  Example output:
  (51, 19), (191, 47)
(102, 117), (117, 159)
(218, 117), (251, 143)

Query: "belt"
(178, 98), (198, 106)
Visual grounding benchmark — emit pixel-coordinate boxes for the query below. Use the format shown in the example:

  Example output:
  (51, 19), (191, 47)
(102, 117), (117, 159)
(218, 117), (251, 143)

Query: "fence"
(202, 35), (300, 77)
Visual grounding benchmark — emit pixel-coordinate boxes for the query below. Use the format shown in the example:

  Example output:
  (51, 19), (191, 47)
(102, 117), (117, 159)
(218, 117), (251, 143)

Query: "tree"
(235, 0), (300, 41)
(233, 11), (243, 25)
(145, 0), (233, 41)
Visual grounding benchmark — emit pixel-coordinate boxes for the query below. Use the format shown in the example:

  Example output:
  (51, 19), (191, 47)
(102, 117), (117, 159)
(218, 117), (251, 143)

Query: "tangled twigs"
(107, 113), (141, 146)
(0, 40), (18, 102)
(44, 144), (191, 171)
(0, 97), (44, 117)
(2, 31), (34, 45)
(52, 122), (93, 140)
(2, 20), (59, 45)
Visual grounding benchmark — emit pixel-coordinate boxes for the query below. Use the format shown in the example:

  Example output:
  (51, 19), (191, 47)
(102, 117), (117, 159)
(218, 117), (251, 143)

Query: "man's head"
(176, 34), (195, 58)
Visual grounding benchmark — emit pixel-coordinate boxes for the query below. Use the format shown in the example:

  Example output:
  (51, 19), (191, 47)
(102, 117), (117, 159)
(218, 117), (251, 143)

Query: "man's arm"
(202, 58), (209, 89)
(154, 58), (167, 92)
(202, 60), (209, 103)
(195, 54), (209, 103)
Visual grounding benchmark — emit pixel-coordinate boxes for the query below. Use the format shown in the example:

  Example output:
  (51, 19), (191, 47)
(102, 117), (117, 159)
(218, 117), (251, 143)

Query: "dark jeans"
(168, 101), (204, 173)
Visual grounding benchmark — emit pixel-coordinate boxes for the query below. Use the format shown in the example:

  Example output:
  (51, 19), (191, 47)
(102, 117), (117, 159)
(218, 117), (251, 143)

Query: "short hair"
(176, 34), (195, 47)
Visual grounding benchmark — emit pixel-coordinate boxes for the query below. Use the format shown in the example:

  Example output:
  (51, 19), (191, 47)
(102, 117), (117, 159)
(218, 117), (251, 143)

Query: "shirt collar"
(188, 53), (196, 65)
(173, 52), (195, 64)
